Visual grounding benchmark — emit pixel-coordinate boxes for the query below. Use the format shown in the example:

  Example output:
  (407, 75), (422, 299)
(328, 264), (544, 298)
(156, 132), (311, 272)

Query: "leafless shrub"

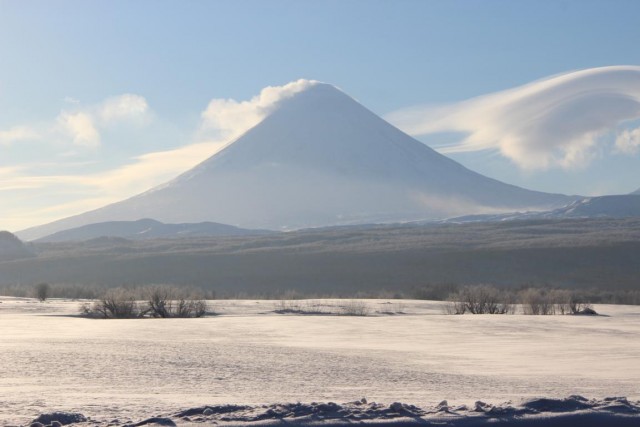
(392, 301), (406, 314)
(145, 285), (208, 318)
(34, 283), (50, 302)
(517, 288), (597, 315)
(443, 298), (468, 315)
(274, 299), (300, 313)
(78, 302), (94, 316)
(549, 289), (572, 315)
(340, 300), (371, 316)
(376, 301), (407, 315)
(520, 288), (556, 315)
(273, 299), (326, 315)
(84, 285), (208, 319)
(569, 291), (593, 314)
(91, 288), (145, 319)
(147, 286), (173, 318)
(446, 285), (514, 315)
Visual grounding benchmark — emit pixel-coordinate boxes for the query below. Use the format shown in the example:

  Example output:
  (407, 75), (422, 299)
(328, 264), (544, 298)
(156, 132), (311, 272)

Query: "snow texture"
(1, 298), (639, 426)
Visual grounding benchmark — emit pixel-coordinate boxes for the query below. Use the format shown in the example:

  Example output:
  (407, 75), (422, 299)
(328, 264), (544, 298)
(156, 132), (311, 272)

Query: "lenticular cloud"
(387, 66), (640, 170)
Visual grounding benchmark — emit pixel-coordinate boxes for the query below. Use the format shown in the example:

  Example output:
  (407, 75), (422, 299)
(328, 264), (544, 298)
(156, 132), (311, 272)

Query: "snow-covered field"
(1, 297), (639, 426)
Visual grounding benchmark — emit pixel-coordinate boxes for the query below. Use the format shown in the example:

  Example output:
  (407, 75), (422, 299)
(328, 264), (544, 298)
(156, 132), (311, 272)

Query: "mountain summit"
(19, 82), (573, 240)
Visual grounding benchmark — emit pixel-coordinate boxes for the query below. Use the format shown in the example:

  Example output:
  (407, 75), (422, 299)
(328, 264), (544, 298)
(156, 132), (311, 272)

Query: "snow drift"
(30, 396), (640, 426)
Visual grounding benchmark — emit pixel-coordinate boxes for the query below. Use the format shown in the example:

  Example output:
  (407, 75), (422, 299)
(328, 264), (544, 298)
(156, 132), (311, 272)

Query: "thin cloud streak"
(0, 126), (39, 146)
(1, 139), (229, 230)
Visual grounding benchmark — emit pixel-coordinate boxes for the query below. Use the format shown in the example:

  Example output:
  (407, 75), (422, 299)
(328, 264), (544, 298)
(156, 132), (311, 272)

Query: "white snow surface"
(1, 298), (639, 426)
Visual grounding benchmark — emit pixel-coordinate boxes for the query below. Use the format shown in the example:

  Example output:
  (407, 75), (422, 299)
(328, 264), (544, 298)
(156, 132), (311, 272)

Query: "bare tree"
(340, 300), (371, 316)
(446, 285), (513, 315)
(92, 288), (144, 318)
(35, 283), (50, 302)
(146, 285), (208, 318)
(549, 289), (572, 315)
(520, 288), (556, 315)
(569, 291), (593, 314)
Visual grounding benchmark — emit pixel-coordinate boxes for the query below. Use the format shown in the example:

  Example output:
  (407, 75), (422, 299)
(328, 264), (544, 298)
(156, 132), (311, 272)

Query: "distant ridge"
(632, 188), (640, 195)
(0, 231), (34, 261)
(36, 218), (273, 243)
(553, 195), (640, 218)
(442, 194), (640, 223)
(18, 82), (574, 241)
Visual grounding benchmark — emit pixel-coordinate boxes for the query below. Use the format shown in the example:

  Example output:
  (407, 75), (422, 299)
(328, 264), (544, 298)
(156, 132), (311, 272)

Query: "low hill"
(0, 231), (34, 261)
(36, 218), (273, 243)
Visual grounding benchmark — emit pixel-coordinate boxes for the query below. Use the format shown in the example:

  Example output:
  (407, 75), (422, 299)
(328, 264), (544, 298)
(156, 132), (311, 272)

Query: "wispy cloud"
(0, 126), (39, 146)
(98, 94), (149, 124)
(200, 78), (318, 141)
(87, 140), (229, 197)
(57, 111), (101, 147)
(386, 66), (640, 170)
(1, 93), (151, 151)
(55, 93), (150, 148)
(615, 127), (640, 154)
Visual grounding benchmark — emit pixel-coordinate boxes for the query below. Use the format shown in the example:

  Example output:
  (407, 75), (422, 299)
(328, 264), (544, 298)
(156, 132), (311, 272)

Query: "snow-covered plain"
(1, 298), (639, 426)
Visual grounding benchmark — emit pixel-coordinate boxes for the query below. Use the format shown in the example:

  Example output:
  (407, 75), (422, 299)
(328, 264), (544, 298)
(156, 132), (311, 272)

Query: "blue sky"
(1, 0), (640, 231)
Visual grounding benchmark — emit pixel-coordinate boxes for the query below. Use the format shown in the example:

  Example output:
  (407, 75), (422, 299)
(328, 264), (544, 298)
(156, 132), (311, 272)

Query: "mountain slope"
(550, 195), (640, 218)
(443, 194), (640, 223)
(18, 82), (574, 241)
(632, 188), (640, 195)
(36, 219), (273, 242)
(0, 231), (34, 261)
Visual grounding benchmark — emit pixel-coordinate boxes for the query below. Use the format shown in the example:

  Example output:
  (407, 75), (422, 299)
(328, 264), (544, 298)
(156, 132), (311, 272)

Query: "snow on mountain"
(632, 188), (640, 195)
(442, 194), (640, 223)
(36, 218), (272, 243)
(18, 82), (574, 241)
(551, 194), (640, 218)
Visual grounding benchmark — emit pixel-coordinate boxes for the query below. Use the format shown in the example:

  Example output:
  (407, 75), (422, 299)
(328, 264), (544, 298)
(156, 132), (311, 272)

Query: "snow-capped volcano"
(18, 82), (573, 240)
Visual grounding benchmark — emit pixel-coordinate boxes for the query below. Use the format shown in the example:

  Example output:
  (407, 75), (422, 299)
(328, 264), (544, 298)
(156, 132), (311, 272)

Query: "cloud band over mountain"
(386, 66), (640, 170)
